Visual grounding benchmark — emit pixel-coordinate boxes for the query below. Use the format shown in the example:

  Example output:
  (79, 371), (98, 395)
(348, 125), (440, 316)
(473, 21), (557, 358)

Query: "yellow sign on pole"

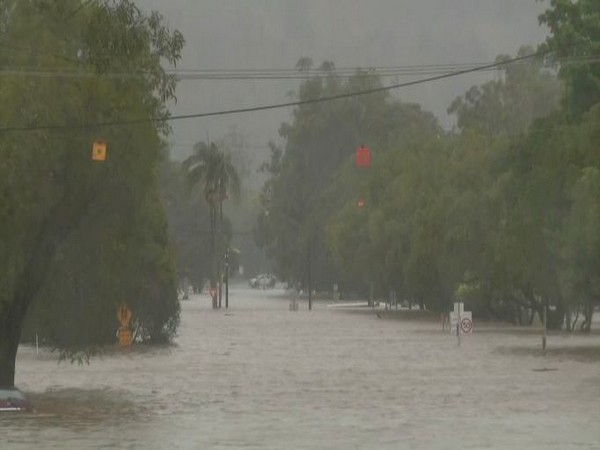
(117, 305), (132, 347)
(92, 140), (107, 161)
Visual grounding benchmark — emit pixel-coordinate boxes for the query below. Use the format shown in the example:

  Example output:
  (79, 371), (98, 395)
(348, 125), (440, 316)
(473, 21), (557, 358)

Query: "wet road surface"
(2, 286), (600, 449)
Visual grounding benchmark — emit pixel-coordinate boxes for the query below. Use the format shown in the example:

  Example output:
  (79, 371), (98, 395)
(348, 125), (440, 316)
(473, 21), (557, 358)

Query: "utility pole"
(307, 240), (312, 311)
(218, 269), (222, 308)
(225, 249), (230, 309)
(542, 303), (547, 355)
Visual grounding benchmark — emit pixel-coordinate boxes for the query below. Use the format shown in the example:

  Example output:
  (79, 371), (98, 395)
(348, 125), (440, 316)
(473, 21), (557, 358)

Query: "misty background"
(137, 0), (549, 163)
(133, 0), (551, 277)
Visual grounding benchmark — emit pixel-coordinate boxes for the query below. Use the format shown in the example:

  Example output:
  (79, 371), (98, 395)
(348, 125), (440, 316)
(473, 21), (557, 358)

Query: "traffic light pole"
(225, 264), (229, 309)
(225, 249), (230, 309)
(308, 240), (312, 311)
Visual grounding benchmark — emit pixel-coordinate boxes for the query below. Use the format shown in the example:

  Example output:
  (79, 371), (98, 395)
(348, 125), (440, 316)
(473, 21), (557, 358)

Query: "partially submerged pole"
(225, 251), (230, 309)
(542, 304), (547, 355)
(218, 273), (223, 308)
(307, 241), (312, 311)
(457, 304), (461, 346)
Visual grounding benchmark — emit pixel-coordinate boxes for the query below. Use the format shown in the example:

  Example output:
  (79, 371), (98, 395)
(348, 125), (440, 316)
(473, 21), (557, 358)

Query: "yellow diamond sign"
(92, 140), (107, 161)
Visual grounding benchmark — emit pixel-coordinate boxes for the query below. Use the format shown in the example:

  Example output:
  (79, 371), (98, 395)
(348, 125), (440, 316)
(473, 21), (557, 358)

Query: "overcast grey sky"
(137, 1), (550, 160)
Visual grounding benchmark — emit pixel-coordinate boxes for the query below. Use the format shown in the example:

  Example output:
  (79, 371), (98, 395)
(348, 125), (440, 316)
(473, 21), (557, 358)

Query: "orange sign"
(117, 305), (132, 347)
(117, 305), (132, 327)
(118, 327), (132, 347)
(92, 140), (107, 161)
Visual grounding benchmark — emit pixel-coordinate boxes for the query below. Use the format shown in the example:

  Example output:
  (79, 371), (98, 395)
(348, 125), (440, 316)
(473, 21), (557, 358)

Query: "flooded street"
(2, 286), (600, 449)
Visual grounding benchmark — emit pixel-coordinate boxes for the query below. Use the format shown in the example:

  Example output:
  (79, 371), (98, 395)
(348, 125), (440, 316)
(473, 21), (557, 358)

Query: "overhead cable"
(0, 50), (549, 134)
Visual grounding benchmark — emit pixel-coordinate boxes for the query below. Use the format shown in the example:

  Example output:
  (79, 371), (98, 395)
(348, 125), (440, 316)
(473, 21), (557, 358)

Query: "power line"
(0, 50), (548, 134)
(0, 66), (506, 81)
(4, 55), (596, 81)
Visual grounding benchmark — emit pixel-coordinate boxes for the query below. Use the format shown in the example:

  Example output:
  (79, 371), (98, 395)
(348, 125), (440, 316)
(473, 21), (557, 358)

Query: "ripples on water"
(3, 287), (600, 449)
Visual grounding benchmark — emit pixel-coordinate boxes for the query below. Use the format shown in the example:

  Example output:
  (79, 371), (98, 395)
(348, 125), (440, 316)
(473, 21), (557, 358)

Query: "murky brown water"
(2, 286), (600, 449)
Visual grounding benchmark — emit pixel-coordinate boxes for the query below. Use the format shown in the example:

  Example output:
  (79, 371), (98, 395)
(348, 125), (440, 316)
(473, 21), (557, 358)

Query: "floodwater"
(2, 286), (600, 449)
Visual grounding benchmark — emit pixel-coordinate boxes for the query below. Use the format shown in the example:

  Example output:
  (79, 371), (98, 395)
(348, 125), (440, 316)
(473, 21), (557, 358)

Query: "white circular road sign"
(461, 317), (473, 334)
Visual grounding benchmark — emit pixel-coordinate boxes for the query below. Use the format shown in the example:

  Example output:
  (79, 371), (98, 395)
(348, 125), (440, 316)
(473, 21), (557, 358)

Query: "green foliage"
(160, 159), (213, 290)
(253, 2), (599, 329)
(183, 142), (239, 286)
(448, 46), (562, 137)
(539, 0), (600, 119)
(1, 0), (184, 380)
(258, 64), (441, 286)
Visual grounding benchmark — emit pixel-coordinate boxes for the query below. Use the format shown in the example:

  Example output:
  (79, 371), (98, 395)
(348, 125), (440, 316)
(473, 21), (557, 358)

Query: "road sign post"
(542, 304), (547, 355)
(209, 286), (218, 308)
(449, 302), (473, 344)
(117, 305), (132, 347)
(225, 250), (230, 309)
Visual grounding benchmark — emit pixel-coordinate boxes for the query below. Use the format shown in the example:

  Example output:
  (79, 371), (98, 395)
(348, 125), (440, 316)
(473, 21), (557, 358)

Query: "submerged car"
(0, 387), (32, 412)
(249, 273), (277, 288)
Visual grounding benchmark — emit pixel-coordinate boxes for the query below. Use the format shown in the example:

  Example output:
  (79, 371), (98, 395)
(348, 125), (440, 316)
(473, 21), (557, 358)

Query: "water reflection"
(3, 286), (600, 449)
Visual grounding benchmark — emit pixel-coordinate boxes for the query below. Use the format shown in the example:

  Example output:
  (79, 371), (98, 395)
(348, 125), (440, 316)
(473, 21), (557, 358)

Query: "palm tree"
(183, 142), (240, 305)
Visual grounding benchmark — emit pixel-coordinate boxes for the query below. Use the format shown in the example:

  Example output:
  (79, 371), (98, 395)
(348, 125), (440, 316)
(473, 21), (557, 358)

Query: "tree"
(183, 142), (240, 299)
(539, 0), (600, 119)
(0, 0), (184, 386)
(160, 159), (213, 292)
(562, 167), (600, 332)
(257, 63), (441, 288)
(448, 46), (562, 137)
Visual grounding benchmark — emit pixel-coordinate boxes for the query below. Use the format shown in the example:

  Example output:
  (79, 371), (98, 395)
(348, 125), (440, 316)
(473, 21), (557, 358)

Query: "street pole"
(308, 240), (312, 311)
(225, 250), (230, 309)
(457, 309), (461, 346)
(542, 304), (547, 355)
(218, 272), (222, 308)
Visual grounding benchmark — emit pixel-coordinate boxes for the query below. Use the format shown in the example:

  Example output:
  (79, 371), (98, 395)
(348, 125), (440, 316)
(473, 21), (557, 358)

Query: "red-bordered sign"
(461, 317), (473, 334)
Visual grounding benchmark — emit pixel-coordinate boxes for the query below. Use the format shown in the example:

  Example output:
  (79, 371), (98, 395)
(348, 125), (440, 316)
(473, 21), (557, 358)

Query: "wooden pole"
(218, 272), (222, 308)
(225, 258), (229, 309)
(308, 241), (312, 311)
(542, 304), (547, 355)
(457, 305), (461, 346)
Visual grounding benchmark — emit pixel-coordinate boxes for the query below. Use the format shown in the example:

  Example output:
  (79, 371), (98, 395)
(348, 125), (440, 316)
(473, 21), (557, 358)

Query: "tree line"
(257, 0), (600, 330)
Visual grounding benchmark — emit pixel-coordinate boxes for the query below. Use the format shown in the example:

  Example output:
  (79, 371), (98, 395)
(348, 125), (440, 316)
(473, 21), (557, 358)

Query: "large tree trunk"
(0, 187), (95, 386)
(580, 298), (593, 333)
(547, 298), (566, 330)
(0, 278), (34, 386)
(565, 306), (572, 332)
(528, 307), (536, 326)
(0, 222), (60, 386)
(0, 313), (21, 387)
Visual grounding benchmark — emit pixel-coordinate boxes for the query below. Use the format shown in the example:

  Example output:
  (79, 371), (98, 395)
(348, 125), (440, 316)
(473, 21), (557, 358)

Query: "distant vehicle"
(249, 273), (277, 289)
(0, 387), (32, 412)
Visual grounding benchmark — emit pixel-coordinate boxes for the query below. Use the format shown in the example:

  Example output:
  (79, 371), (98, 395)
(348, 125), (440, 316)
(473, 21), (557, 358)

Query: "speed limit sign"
(461, 317), (473, 334)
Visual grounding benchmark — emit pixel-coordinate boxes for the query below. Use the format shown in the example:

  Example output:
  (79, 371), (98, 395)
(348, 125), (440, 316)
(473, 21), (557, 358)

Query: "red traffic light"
(356, 145), (371, 168)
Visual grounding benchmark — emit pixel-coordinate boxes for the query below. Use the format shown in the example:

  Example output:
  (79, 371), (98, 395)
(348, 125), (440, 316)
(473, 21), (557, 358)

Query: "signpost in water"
(449, 302), (473, 344)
